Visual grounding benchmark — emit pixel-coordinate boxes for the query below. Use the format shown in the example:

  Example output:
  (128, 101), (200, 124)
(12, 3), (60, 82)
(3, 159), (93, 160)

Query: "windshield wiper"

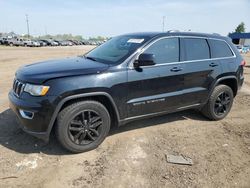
(84, 55), (97, 62)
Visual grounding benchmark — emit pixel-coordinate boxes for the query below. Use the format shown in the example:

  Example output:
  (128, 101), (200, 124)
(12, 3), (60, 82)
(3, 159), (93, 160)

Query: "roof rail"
(166, 30), (180, 33)
(212, 33), (221, 36)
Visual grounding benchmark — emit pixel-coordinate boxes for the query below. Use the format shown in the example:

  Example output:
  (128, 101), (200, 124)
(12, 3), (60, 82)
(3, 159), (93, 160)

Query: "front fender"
(45, 92), (121, 142)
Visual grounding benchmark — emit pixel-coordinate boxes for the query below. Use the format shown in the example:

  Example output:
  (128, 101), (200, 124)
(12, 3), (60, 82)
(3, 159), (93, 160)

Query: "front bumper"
(8, 91), (57, 142)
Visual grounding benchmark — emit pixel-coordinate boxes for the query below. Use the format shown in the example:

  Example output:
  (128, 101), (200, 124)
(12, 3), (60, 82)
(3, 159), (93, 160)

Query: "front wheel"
(56, 100), (111, 153)
(201, 85), (234, 120)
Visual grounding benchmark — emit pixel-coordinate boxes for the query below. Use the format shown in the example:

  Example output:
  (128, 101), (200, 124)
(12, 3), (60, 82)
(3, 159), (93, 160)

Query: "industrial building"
(228, 32), (250, 45)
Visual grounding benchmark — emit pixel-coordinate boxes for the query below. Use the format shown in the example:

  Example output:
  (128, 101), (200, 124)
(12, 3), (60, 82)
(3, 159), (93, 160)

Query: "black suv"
(9, 32), (245, 153)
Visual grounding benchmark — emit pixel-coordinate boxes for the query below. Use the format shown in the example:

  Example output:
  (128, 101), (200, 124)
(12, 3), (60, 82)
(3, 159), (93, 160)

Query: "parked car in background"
(0, 37), (7, 45)
(23, 40), (40, 47)
(59, 40), (67, 46)
(243, 45), (250, 53)
(32, 40), (41, 47)
(60, 40), (73, 46)
(1, 38), (13, 46)
(236, 45), (243, 53)
(39, 39), (52, 46)
(81, 40), (87, 45)
(236, 45), (250, 54)
(0, 37), (94, 47)
(66, 40), (76, 45)
(8, 38), (25, 46)
(37, 40), (47, 46)
(96, 41), (105, 45)
(48, 39), (59, 46)
(53, 40), (64, 46)
(88, 41), (96, 45)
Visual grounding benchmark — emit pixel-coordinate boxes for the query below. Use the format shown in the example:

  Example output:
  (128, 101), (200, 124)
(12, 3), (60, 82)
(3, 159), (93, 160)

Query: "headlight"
(24, 84), (50, 96)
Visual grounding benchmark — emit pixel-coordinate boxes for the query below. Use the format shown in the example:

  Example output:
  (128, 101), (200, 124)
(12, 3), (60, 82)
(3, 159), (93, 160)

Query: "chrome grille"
(13, 79), (25, 97)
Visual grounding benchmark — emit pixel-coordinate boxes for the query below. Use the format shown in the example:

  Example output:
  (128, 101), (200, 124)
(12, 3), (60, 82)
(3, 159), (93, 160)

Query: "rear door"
(180, 37), (222, 106)
(208, 38), (236, 76)
(127, 37), (184, 118)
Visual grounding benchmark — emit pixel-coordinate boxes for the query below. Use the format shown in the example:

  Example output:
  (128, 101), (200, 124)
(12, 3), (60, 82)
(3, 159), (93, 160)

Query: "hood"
(16, 56), (109, 84)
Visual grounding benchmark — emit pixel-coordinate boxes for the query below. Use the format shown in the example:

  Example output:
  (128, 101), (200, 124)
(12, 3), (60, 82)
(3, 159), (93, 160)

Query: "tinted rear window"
(209, 39), (234, 58)
(183, 38), (210, 61)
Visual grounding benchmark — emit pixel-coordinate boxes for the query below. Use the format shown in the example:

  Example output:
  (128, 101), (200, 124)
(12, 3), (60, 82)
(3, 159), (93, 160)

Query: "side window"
(209, 39), (234, 58)
(183, 38), (210, 61)
(144, 38), (179, 64)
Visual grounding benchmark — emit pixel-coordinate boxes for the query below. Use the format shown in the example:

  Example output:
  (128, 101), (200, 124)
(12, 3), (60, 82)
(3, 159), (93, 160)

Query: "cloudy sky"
(0, 0), (249, 37)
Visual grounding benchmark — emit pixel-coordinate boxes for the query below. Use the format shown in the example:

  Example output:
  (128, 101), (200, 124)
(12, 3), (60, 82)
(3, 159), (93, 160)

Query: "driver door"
(127, 37), (184, 118)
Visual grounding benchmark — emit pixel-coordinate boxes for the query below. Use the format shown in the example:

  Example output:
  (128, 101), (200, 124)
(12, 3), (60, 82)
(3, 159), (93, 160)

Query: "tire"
(201, 84), (234, 120)
(56, 100), (111, 153)
(9, 43), (13, 47)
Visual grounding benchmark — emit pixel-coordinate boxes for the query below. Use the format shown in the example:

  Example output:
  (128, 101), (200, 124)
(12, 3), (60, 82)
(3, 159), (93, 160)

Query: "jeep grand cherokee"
(9, 32), (245, 153)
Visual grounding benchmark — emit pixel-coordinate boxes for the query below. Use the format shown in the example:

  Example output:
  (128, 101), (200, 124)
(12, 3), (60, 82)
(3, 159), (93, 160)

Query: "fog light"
(19, 109), (34, 119)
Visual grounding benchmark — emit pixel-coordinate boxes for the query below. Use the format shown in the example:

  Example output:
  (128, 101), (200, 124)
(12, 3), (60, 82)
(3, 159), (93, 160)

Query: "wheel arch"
(204, 76), (238, 105)
(46, 92), (120, 140)
(213, 76), (238, 97)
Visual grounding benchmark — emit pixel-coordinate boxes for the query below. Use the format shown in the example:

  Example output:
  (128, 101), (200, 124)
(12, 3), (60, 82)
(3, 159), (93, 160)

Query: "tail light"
(240, 60), (246, 66)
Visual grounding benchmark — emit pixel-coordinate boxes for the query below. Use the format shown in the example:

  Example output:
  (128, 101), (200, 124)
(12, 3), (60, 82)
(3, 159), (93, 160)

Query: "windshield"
(85, 35), (150, 64)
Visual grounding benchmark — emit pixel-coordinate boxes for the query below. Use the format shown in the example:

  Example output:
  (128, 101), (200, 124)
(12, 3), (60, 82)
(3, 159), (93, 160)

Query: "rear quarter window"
(209, 39), (234, 58)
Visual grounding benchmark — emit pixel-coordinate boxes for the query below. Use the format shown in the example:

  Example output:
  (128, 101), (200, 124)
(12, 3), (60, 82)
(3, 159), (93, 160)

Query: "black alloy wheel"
(214, 91), (231, 116)
(68, 110), (103, 145)
(201, 84), (234, 120)
(56, 100), (111, 153)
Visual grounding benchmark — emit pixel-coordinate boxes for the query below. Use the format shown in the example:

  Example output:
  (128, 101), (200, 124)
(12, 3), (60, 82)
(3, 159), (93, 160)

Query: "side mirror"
(134, 53), (155, 67)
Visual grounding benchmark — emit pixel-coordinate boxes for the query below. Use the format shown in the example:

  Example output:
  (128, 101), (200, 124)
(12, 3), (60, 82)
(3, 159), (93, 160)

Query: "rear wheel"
(201, 85), (234, 120)
(56, 100), (111, 153)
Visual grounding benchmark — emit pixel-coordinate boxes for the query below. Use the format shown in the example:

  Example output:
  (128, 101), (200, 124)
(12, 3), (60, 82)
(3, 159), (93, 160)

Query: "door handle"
(170, 67), (183, 72)
(209, 62), (218, 67)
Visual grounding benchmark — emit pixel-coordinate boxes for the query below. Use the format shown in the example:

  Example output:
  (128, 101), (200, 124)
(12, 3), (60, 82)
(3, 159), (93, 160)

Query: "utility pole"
(25, 14), (30, 38)
(162, 16), (166, 32)
(44, 26), (48, 35)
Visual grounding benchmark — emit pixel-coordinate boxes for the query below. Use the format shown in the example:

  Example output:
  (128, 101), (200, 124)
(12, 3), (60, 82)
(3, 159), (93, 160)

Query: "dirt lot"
(0, 46), (250, 188)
